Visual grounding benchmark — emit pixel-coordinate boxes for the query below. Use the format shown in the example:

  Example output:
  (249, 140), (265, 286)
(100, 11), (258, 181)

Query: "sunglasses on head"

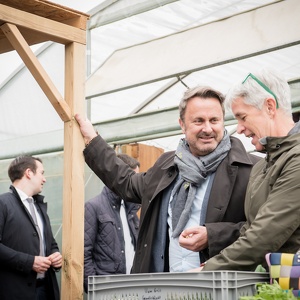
(242, 73), (279, 109)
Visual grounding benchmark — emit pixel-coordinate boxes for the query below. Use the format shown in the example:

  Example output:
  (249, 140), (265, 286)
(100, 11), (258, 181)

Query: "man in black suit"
(0, 155), (62, 300)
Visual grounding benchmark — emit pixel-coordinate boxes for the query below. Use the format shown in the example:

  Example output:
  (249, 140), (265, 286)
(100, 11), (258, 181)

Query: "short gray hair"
(225, 68), (292, 116)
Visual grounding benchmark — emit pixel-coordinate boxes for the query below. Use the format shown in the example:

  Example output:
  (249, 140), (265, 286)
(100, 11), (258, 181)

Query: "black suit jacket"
(0, 185), (60, 300)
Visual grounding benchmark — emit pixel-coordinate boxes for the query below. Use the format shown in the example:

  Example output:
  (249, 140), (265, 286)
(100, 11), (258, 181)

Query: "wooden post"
(0, 2), (89, 299)
(61, 41), (86, 300)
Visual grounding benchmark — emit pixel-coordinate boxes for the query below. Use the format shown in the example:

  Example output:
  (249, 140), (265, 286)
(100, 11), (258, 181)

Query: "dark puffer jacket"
(84, 186), (140, 292)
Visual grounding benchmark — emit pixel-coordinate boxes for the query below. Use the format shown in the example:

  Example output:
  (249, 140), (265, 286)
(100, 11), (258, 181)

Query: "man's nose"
(236, 122), (245, 134)
(202, 122), (213, 133)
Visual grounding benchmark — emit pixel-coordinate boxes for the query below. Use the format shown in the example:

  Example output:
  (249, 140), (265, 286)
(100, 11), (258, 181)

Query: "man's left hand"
(179, 226), (208, 252)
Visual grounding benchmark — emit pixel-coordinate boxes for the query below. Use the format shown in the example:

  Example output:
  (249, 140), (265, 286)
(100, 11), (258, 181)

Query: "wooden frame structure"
(0, 1), (89, 299)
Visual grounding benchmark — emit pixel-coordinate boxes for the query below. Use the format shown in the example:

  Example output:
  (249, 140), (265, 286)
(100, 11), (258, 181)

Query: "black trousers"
(35, 279), (49, 300)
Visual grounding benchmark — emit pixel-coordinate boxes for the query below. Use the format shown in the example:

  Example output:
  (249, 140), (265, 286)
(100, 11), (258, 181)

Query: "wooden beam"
(0, 0), (89, 30)
(1, 23), (72, 122)
(0, 3), (86, 47)
(1, 1), (88, 298)
(61, 42), (85, 300)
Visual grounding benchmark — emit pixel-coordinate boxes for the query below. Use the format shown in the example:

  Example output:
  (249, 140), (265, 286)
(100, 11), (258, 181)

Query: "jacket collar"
(102, 185), (122, 206)
(9, 185), (45, 204)
(161, 151), (177, 170)
(264, 132), (300, 160)
(227, 136), (256, 166)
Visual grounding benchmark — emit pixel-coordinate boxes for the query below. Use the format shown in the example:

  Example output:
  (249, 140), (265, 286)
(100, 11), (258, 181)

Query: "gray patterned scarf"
(171, 130), (231, 237)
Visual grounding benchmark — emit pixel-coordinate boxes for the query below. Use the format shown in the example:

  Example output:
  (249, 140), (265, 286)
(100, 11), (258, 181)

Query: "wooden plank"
(137, 143), (164, 172)
(120, 143), (164, 172)
(0, 3), (87, 47)
(0, 2), (88, 298)
(61, 41), (85, 300)
(1, 23), (72, 122)
(0, 0), (89, 29)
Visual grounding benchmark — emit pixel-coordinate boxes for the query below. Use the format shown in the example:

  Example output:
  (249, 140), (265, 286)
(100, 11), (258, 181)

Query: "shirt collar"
(14, 187), (30, 203)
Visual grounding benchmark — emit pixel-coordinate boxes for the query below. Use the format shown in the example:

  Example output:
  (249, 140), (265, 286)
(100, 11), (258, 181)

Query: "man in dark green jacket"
(202, 69), (300, 271)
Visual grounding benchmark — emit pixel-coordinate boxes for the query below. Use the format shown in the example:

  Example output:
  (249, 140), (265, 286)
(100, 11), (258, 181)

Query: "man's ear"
(179, 118), (185, 134)
(24, 168), (32, 179)
(265, 98), (276, 114)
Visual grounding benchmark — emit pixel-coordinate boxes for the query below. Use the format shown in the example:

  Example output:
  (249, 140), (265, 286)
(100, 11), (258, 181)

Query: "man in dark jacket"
(75, 86), (261, 273)
(0, 155), (62, 300)
(84, 154), (141, 293)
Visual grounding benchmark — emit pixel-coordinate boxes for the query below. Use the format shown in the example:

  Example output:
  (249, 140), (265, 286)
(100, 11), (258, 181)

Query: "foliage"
(240, 281), (298, 300)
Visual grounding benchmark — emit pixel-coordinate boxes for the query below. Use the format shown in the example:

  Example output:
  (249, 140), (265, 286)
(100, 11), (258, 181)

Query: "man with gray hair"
(75, 85), (260, 273)
(201, 68), (300, 271)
